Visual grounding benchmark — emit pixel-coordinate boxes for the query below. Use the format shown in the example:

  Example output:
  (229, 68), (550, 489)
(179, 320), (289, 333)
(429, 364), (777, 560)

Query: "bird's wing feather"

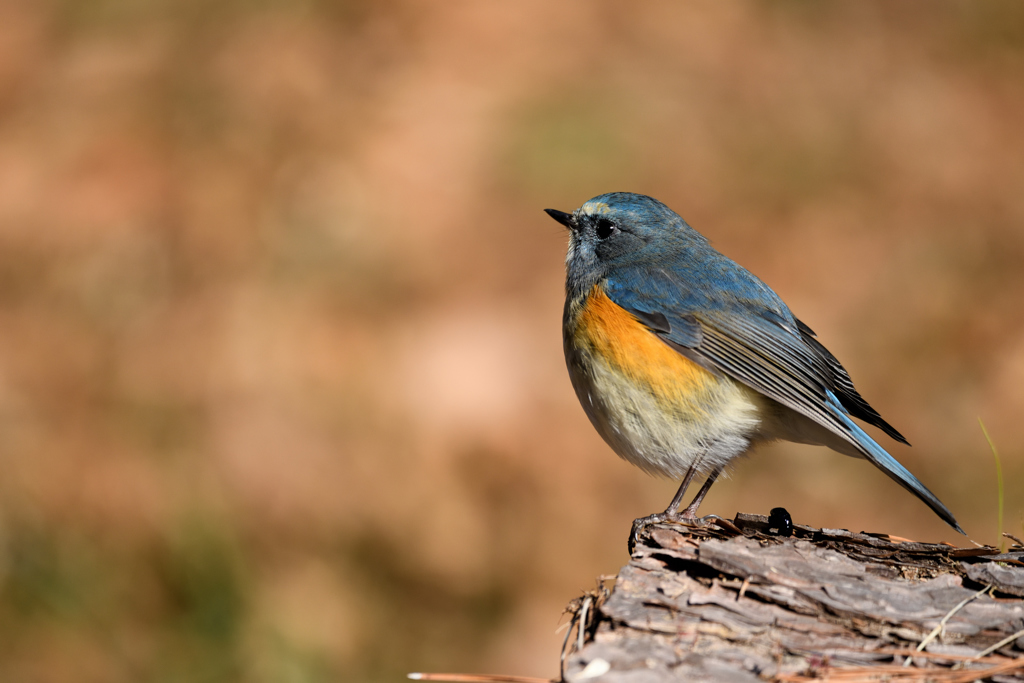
(794, 319), (907, 443)
(604, 267), (903, 450)
(606, 268), (961, 532)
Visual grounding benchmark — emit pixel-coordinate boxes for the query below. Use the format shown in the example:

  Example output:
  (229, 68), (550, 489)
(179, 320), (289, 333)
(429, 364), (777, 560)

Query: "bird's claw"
(629, 513), (743, 552)
(628, 512), (699, 553)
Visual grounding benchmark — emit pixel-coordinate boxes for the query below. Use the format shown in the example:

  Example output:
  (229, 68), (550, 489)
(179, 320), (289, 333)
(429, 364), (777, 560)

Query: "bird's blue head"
(545, 192), (707, 293)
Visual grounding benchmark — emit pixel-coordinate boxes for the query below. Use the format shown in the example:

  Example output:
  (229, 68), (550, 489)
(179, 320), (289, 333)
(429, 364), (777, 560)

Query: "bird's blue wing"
(605, 262), (961, 533)
(605, 262), (904, 444)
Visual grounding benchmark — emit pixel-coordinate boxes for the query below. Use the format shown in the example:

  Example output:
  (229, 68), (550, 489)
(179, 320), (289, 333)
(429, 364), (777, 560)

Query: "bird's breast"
(568, 285), (717, 405)
(564, 284), (764, 477)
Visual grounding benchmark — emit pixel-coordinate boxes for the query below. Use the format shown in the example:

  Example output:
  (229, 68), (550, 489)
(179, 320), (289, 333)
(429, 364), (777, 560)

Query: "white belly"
(567, 344), (766, 479)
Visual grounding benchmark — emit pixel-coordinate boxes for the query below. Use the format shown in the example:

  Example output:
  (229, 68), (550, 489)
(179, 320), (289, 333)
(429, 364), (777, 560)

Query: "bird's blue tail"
(826, 392), (963, 534)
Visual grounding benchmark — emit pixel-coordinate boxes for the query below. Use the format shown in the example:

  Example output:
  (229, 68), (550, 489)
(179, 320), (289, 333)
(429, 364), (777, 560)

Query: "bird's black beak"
(544, 208), (575, 230)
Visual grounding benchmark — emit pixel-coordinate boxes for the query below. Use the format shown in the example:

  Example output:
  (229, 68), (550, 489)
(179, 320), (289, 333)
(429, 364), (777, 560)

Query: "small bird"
(545, 193), (962, 544)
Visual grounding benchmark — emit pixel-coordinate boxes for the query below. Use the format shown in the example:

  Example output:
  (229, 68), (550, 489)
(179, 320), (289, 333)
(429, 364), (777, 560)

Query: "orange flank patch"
(574, 285), (716, 401)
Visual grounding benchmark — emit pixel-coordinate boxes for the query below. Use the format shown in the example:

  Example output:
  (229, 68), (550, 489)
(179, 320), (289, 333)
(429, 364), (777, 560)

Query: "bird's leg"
(664, 464), (699, 516)
(677, 467), (744, 533)
(679, 466), (723, 520)
(628, 463), (699, 553)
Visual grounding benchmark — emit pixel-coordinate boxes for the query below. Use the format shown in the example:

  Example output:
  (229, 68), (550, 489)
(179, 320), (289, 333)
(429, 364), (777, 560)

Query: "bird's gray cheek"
(595, 240), (625, 262)
(567, 236), (596, 268)
(596, 233), (645, 262)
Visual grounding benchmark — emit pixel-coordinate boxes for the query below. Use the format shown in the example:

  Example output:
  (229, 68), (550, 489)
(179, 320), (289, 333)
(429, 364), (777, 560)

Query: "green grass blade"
(978, 418), (1005, 553)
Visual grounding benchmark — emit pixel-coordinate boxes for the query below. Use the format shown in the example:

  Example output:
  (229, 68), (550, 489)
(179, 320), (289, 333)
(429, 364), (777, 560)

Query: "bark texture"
(561, 514), (1024, 683)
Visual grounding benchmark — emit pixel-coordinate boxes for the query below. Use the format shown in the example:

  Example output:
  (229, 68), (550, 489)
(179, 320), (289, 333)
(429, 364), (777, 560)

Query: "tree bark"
(561, 514), (1024, 683)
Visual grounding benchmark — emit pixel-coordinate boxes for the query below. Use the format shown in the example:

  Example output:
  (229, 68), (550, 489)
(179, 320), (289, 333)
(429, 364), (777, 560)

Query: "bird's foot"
(629, 513), (742, 553)
(628, 511), (698, 554)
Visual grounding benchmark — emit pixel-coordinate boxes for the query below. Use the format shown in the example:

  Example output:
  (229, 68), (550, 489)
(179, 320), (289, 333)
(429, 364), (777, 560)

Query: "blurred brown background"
(0, 0), (1022, 680)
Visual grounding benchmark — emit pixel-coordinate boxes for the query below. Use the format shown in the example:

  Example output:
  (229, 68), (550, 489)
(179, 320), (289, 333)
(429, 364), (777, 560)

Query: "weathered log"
(561, 514), (1024, 683)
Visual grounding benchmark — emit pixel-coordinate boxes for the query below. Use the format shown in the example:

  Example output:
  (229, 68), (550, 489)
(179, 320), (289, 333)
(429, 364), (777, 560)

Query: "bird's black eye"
(595, 218), (617, 240)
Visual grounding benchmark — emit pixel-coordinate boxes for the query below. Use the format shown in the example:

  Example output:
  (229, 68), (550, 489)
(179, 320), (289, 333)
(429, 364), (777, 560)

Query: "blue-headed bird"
(545, 193), (962, 546)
